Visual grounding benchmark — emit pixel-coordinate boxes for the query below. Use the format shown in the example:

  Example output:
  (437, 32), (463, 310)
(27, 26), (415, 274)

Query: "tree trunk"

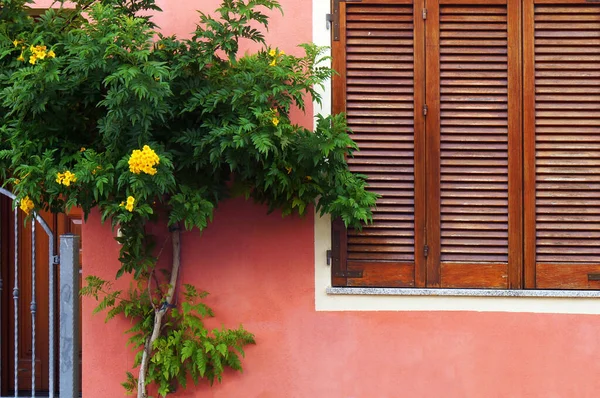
(137, 228), (181, 398)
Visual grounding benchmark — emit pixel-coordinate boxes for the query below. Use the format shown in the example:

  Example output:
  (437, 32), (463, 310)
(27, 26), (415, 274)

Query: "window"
(330, 0), (600, 290)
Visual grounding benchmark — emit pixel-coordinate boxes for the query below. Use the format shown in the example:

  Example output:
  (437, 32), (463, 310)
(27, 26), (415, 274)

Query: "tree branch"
(137, 227), (181, 398)
(146, 234), (171, 311)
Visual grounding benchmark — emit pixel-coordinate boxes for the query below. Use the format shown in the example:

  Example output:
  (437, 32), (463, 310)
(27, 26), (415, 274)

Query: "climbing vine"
(0, 0), (377, 396)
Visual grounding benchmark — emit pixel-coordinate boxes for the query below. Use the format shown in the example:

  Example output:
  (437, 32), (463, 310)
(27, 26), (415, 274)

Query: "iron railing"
(0, 187), (80, 398)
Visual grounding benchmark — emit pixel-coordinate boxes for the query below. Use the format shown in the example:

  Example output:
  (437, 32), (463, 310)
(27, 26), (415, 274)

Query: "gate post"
(59, 233), (80, 398)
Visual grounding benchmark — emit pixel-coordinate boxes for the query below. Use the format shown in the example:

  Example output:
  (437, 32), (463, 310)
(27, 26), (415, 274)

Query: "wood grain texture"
(342, 0), (419, 286)
(331, 218), (348, 287)
(537, 263), (600, 289)
(506, 0), (523, 289)
(425, 0), (442, 287)
(528, 1), (600, 288)
(413, 0), (426, 287)
(331, 0), (600, 291)
(347, 261), (415, 287)
(437, 2), (510, 265)
(441, 263), (508, 288)
(523, 0), (537, 289)
(419, 0), (524, 289)
(432, 1), (522, 289)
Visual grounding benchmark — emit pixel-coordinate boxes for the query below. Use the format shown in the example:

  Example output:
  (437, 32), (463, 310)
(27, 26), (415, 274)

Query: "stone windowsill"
(326, 287), (600, 298)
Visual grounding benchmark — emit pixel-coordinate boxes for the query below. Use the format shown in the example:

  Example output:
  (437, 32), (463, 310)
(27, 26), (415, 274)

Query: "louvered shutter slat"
(525, 0), (600, 289)
(346, 2), (415, 265)
(440, 4), (508, 262)
(332, 0), (424, 287)
(429, 0), (522, 288)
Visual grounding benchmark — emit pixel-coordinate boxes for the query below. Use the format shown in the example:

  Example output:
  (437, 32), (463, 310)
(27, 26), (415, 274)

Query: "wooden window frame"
(331, 0), (600, 291)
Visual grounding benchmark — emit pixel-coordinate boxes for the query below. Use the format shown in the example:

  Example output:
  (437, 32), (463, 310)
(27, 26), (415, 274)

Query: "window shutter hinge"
(422, 8), (428, 20)
(53, 255), (60, 265)
(332, 0), (364, 41)
(423, 245), (429, 258)
(326, 249), (332, 265)
(423, 104), (428, 116)
(326, 13), (333, 30)
(588, 273), (600, 281)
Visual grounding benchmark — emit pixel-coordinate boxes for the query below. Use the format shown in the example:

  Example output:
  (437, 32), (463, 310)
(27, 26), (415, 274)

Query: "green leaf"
(181, 339), (196, 364)
(216, 343), (228, 358)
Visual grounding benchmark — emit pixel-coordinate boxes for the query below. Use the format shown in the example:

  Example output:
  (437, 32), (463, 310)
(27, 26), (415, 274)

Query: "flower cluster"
(19, 196), (34, 215)
(128, 145), (160, 175)
(268, 48), (284, 67)
(56, 170), (77, 186)
(120, 196), (135, 212)
(24, 44), (55, 65)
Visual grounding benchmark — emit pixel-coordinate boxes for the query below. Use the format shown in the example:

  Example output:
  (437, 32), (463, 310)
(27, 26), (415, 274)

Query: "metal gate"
(0, 187), (80, 398)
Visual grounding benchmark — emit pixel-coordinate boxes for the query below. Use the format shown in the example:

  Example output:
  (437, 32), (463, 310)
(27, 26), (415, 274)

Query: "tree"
(0, 0), (377, 396)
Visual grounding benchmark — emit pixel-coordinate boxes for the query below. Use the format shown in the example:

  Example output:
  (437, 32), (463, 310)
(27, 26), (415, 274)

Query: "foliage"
(0, 0), (377, 396)
(82, 277), (255, 395)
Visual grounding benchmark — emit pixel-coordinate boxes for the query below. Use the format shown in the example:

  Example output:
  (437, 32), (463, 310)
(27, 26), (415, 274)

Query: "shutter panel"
(331, 0), (425, 287)
(427, 0), (523, 288)
(524, 0), (600, 289)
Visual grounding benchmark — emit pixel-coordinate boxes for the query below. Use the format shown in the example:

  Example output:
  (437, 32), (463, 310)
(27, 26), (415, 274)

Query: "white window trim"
(311, 0), (600, 314)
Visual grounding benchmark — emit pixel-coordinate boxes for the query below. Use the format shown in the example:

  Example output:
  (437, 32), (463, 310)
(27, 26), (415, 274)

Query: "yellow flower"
(47, 50), (55, 58)
(19, 196), (34, 215)
(272, 117), (280, 127)
(128, 145), (160, 175)
(17, 53), (25, 62)
(29, 55), (37, 65)
(269, 48), (277, 57)
(13, 39), (20, 47)
(80, 147), (86, 152)
(56, 170), (77, 186)
(285, 166), (292, 174)
(14, 179), (20, 185)
(157, 43), (165, 50)
(279, 50), (285, 55)
(63, 171), (76, 186)
(305, 176), (312, 181)
(269, 59), (276, 67)
(125, 196), (135, 212)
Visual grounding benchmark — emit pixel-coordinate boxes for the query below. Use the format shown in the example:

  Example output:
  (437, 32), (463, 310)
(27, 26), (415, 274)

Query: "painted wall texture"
(71, 0), (600, 397)
(83, 201), (600, 398)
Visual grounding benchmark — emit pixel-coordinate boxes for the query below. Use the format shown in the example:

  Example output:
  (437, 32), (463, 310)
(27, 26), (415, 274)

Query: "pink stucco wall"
(83, 200), (600, 398)
(73, 1), (600, 397)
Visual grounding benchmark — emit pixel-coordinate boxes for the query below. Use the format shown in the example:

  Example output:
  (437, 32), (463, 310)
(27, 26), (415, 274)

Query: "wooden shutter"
(524, 0), (600, 289)
(426, 0), (523, 288)
(331, 0), (426, 287)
